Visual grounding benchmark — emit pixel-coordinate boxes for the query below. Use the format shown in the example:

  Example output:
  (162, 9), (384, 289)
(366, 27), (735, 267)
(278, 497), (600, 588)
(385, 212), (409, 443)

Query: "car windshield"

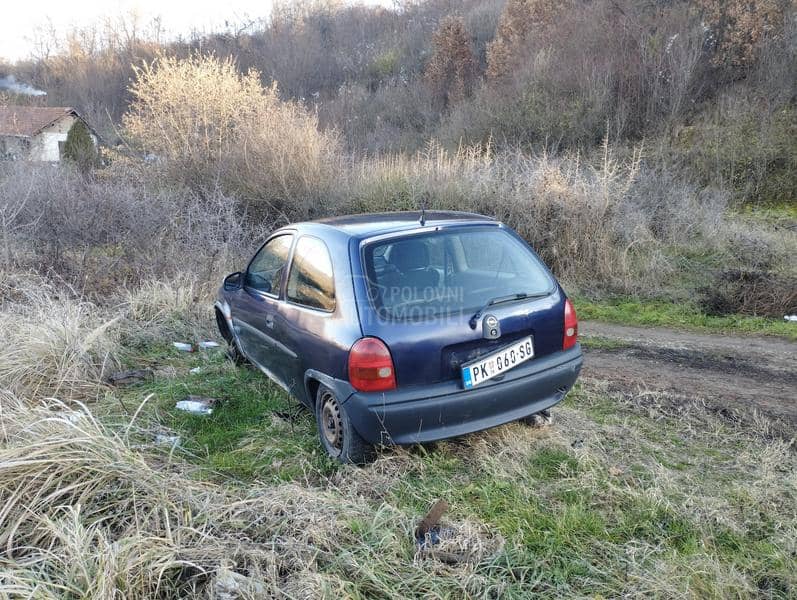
(363, 227), (554, 320)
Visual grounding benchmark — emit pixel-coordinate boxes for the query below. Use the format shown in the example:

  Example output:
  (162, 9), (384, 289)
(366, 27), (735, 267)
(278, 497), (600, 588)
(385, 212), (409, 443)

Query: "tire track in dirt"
(579, 321), (797, 427)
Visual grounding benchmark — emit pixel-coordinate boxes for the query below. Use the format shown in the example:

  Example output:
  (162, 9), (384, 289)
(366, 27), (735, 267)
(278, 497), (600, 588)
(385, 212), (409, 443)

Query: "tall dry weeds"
(343, 138), (698, 293)
(0, 280), (120, 400)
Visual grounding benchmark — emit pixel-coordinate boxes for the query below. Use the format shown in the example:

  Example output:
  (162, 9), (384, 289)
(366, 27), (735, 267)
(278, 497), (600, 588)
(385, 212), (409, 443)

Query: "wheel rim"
(320, 391), (344, 453)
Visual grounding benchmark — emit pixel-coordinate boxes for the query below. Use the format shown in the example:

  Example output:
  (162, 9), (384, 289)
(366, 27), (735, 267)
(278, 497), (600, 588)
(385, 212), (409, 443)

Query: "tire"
(520, 409), (553, 428)
(216, 310), (248, 366)
(226, 343), (248, 366)
(315, 384), (375, 465)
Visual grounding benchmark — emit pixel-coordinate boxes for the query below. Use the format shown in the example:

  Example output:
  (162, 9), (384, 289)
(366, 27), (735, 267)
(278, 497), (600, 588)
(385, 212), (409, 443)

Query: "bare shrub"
(123, 53), (343, 221)
(698, 0), (791, 70)
(0, 163), (262, 293)
(699, 269), (797, 317)
(424, 16), (479, 110)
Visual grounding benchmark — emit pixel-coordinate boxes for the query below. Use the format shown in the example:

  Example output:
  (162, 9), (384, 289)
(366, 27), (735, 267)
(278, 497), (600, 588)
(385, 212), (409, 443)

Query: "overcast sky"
(1, 1), (390, 63)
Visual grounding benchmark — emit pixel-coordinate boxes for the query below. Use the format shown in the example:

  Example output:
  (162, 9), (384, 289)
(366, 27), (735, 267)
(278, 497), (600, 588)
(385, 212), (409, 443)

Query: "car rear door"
(276, 234), (364, 403)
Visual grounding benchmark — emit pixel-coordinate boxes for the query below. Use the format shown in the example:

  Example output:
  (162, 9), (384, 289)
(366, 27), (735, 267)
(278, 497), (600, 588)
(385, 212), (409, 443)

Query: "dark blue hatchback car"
(215, 212), (582, 463)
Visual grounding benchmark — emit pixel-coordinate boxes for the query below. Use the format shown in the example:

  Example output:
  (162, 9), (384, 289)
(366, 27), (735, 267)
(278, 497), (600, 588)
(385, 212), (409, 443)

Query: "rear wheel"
(315, 385), (375, 465)
(520, 409), (553, 428)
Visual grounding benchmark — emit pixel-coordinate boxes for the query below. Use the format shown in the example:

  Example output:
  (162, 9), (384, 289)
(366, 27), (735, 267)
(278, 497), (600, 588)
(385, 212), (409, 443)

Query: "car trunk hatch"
(361, 292), (566, 387)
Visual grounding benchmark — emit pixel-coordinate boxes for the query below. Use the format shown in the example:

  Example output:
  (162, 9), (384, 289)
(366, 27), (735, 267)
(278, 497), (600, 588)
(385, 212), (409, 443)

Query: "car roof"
(303, 211), (497, 239)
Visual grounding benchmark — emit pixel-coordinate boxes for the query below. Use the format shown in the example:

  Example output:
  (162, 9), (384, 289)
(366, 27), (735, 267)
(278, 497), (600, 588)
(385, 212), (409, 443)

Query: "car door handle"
(264, 315), (274, 329)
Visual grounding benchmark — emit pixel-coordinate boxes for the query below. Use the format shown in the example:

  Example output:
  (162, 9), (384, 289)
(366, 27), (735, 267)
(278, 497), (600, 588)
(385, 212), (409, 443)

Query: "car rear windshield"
(362, 227), (554, 320)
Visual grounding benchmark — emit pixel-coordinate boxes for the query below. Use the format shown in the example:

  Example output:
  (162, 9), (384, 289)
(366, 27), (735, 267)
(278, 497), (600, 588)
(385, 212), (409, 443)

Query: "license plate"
(461, 337), (534, 389)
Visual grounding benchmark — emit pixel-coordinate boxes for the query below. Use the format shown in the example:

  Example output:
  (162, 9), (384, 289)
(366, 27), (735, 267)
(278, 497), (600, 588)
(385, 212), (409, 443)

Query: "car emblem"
(482, 314), (501, 339)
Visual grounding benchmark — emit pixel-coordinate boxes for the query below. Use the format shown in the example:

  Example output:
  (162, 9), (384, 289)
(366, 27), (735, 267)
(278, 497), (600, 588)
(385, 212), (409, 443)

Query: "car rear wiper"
(468, 292), (549, 329)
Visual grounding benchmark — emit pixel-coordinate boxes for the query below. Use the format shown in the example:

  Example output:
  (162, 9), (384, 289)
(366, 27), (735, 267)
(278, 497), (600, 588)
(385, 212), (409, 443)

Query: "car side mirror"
(223, 271), (243, 291)
(242, 272), (271, 293)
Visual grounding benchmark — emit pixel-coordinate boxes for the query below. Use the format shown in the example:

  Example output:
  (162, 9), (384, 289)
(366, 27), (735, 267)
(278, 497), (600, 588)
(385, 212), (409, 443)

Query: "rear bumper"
(342, 345), (582, 445)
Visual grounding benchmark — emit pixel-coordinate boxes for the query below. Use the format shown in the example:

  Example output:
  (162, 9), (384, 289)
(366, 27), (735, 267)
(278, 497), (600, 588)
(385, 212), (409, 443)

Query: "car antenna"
(419, 193), (427, 226)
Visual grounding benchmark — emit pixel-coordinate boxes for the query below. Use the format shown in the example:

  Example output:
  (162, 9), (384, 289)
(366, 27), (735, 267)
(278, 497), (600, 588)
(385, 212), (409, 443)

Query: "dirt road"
(579, 321), (797, 427)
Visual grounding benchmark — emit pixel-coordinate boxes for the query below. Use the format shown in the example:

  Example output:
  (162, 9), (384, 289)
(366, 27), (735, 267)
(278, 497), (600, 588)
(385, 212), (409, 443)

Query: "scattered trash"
(174, 341), (221, 352)
(415, 499), (449, 547)
(175, 395), (218, 415)
(189, 367), (202, 374)
(413, 502), (500, 565)
(414, 500), (469, 563)
(154, 433), (181, 447)
(106, 369), (154, 386)
(214, 561), (265, 600)
(785, 315), (797, 322)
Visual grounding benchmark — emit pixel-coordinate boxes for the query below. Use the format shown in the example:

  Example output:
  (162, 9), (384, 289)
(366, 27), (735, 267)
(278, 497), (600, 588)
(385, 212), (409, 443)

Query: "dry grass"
(0, 276), (793, 598)
(0, 391), (506, 598)
(2, 372), (794, 598)
(124, 277), (211, 325)
(0, 275), (212, 403)
(343, 138), (724, 294)
(0, 280), (120, 401)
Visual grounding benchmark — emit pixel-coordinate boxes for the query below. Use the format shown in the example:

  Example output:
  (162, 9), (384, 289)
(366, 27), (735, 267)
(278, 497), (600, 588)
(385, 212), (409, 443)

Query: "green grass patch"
(118, 348), (332, 481)
(574, 296), (796, 340)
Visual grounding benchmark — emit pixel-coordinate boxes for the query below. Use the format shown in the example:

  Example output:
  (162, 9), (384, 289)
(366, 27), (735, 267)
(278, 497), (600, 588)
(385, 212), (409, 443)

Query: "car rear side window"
(246, 234), (293, 295)
(287, 236), (336, 311)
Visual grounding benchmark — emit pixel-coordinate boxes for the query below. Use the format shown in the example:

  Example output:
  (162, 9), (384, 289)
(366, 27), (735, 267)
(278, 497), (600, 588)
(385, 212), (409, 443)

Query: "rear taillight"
(348, 337), (397, 392)
(563, 298), (578, 350)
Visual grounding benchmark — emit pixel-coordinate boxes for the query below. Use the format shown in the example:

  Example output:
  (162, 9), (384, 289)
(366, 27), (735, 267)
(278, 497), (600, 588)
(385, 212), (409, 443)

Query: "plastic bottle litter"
(198, 341), (220, 349)
(189, 367), (202, 374)
(175, 397), (215, 415)
(784, 315), (797, 322)
(173, 342), (194, 352)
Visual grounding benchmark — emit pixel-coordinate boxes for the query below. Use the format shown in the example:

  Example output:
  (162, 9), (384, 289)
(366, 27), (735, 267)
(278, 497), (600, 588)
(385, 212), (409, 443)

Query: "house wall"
(29, 115), (77, 162)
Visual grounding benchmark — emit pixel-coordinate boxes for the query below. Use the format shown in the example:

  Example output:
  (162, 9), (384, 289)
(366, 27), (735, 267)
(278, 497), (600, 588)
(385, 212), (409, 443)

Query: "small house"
(0, 106), (98, 162)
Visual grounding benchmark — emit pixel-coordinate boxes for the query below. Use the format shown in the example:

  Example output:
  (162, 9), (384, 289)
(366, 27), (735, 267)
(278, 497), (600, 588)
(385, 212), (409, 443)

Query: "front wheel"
(225, 341), (248, 366)
(315, 385), (375, 465)
(215, 310), (248, 366)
